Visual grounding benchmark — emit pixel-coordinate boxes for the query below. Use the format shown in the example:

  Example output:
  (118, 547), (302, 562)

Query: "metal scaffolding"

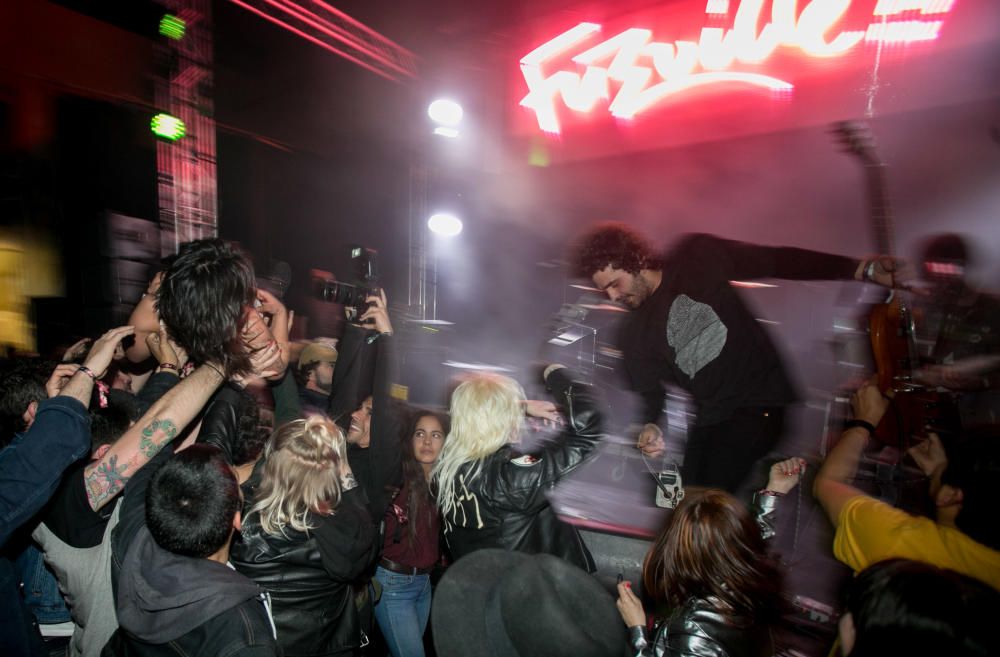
(155, 0), (218, 255)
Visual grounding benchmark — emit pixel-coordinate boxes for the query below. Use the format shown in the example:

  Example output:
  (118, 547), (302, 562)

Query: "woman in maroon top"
(374, 409), (449, 657)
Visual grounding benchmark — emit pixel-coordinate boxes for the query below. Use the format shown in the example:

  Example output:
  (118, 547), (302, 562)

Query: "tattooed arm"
(84, 363), (226, 511)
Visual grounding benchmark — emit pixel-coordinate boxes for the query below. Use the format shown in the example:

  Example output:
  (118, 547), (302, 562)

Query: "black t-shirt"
(620, 234), (859, 427)
(41, 462), (115, 549)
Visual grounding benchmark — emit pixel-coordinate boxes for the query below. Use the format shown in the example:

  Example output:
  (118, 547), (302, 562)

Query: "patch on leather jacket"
(510, 454), (541, 467)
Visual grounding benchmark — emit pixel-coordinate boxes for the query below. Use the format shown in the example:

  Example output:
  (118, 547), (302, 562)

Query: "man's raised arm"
(83, 363), (225, 511)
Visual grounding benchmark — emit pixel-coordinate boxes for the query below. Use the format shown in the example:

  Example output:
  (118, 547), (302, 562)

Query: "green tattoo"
(140, 419), (178, 457)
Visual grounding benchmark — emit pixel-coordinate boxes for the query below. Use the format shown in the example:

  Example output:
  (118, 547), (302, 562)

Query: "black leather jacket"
(231, 481), (378, 657)
(627, 494), (782, 657)
(443, 367), (602, 572)
(628, 598), (773, 657)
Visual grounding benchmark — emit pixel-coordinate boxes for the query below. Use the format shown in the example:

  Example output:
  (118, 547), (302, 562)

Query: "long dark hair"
(643, 489), (782, 624)
(400, 409), (449, 545)
(845, 559), (999, 657)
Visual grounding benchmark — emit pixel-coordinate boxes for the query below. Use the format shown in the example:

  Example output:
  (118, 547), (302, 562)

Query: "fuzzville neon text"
(520, 0), (955, 133)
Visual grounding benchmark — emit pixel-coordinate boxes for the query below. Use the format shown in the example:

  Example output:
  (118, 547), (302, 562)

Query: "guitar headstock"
(832, 121), (883, 167)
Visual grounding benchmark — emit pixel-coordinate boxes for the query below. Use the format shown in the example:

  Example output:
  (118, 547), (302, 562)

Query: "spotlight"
(428, 213), (463, 237)
(151, 113), (186, 141)
(428, 99), (463, 127)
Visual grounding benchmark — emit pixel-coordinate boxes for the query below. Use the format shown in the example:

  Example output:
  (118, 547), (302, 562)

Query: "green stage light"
(151, 114), (185, 141)
(159, 14), (186, 40)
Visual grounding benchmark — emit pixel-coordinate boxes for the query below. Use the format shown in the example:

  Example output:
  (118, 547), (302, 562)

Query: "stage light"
(428, 99), (463, 126)
(428, 213), (463, 237)
(151, 113), (186, 141)
(159, 14), (186, 40)
(433, 127), (459, 138)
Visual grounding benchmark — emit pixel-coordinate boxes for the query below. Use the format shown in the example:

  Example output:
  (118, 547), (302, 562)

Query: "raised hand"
(358, 289), (393, 335)
(146, 325), (188, 369)
(851, 378), (889, 426)
(62, 338), (91, 362)
(241, 305), (287, 380)
(83, 326), (136, 379)
(524, 399), (561, 424)
(766, 457), (807, 494)
(230, 339), (284, 387)
(908, 432), (947, 478)
(862, 255), (919, 292)
(46, 364), (81, 398)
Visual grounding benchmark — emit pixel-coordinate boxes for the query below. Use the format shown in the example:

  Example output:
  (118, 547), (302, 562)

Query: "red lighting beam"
(229, 0), (417, 81)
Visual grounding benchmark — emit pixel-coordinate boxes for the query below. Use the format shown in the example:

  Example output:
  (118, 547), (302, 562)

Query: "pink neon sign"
(520, 0), (955, 133)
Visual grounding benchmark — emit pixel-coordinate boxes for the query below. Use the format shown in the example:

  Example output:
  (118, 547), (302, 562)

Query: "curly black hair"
(156, 239), (256, 377)
(570, 222), (661, 279)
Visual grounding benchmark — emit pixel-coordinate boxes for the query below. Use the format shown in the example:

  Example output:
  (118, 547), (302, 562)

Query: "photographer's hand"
(359, 289), (393, 335)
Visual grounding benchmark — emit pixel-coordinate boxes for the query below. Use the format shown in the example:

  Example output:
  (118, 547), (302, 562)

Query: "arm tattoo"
(139, 419), (178, 458)
(85, 417), (179, 510)
(85, 455), (129, 510)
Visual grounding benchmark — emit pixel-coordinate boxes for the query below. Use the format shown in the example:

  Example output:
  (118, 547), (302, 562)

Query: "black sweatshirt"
(621, 233), (860, 427)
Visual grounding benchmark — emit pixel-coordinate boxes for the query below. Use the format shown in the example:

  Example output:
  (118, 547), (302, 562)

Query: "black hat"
(432, 549), (627, 657)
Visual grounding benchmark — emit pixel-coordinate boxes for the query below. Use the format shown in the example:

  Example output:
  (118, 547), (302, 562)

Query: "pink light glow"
(925, 262), (964, 276)
(865, 20), (942, 42)
(873, 0), (955, 15)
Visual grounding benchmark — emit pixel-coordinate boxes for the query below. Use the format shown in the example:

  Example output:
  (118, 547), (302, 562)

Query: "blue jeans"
(13, 544), (70, 624)
(374, 566), (431, 657)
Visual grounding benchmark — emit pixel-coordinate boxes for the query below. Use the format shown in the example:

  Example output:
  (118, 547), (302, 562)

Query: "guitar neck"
(865, 163), (894, 257)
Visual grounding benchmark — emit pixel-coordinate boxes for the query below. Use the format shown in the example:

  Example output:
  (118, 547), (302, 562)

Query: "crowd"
(1, 235), (998, 657)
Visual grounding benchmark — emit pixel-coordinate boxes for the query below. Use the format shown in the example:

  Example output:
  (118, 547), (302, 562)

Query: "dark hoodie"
(105, 446), (277, 657)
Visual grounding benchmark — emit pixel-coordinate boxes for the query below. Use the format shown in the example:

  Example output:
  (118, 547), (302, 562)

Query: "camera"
(315, 246), (380, 319)
(654, 464), (685, 509)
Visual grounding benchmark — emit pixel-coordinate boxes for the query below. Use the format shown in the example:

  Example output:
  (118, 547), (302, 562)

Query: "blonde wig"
(247, 416), (347, 536)
(432, 372), (525, 518)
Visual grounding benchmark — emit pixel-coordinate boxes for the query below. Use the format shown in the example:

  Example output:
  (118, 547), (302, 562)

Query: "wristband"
(845, 419), (876, 435)
(758, 489), (784, 497)
(157, 362), (178, 371)
(77, 365), (98, 380)
(863, 259), (877, 282)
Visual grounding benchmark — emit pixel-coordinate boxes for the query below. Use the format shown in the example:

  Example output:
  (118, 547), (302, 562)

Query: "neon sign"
(520, 0), (955, 133)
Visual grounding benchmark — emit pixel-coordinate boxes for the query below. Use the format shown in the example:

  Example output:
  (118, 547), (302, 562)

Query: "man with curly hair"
(571, 223), (907, 492)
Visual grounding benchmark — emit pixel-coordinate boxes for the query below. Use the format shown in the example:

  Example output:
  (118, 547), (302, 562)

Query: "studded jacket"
(442, 367), (603, 573)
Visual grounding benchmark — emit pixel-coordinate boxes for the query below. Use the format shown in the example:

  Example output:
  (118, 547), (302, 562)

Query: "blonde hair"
(432, 372), (524, 517)
(248, 416), (346, 536)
